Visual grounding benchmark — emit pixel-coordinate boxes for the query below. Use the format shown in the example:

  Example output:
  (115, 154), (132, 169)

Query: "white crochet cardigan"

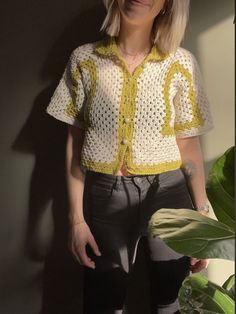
(46, 36), (213, 175)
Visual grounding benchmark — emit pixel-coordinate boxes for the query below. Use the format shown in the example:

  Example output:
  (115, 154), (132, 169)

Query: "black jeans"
(82, 169), (195, 314)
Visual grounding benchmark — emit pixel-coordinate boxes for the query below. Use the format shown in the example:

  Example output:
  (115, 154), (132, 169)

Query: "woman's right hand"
(69, 222), (101, 269)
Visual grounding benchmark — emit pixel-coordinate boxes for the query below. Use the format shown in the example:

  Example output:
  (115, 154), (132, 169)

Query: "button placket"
(121, 77), (131, 145)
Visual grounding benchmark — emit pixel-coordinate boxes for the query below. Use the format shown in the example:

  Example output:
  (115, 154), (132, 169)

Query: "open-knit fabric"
(46, 36), (213, 175)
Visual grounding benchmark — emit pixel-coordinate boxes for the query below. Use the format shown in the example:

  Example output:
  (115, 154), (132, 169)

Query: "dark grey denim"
(82, 169), (195, 314)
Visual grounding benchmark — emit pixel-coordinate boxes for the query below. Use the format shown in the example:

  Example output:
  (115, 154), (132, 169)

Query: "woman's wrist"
(68, 211), (85, 225)
(73, 219), (86, 226)
(195, 203), (210, 214)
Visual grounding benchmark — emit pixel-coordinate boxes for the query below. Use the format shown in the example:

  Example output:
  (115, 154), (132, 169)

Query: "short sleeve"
(173, 50), (214, 138)
(46, 49), (86, 128)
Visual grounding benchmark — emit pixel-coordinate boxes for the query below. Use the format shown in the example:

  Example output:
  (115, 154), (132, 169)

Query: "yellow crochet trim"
(65, 101), (77, 118)
(161, 61), (204, 136)
(111, 45), (149, 173)
(65, 69), (81, 119)
(72, 67), (81, 81)
(114, 70), (131, 173)
(81, 158), (182, 175)
(125, 159), (182, 175)
(124, 67), (147, 172)
(81, 159), (117, 174)
(79, 59), (97, 127)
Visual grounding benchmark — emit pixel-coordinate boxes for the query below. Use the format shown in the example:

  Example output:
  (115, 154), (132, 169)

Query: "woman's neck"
(116, 20), (153, 54)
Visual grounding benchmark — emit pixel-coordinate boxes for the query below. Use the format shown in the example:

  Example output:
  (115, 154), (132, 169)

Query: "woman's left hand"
(190, 257), (210, 273)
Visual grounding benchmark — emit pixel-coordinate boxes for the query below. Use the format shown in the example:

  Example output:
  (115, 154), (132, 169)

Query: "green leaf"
(179, 274), (235, 313)
(148, 208), (235, 260)
(206, 147), (235, 229)
(223, 275), (235, 299)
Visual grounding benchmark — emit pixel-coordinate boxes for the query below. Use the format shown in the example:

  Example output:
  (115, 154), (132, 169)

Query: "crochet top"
(46, 36), (213, 175)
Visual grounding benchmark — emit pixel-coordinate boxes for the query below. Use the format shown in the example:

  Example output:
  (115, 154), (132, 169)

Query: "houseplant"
(148, 147), (235, 313)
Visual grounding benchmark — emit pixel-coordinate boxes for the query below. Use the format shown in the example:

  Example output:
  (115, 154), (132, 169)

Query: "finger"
(88, 236), (101, 257)
(191, 265), (205, 273)
(190, 263), (201, 273)
(199, 259), (210, 269)
(190, 257), (199, 265)
(78, 246), (96, 269)
(71, 242), (90, 266)
(190, 260), (209, 273)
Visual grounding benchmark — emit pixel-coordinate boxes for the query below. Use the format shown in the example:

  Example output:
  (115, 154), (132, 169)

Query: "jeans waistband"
(85, 168), (182, 187)
(86, 170), (157, 182)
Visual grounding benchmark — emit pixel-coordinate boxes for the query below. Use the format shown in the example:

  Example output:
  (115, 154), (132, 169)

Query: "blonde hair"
(100, 0), (190, 54)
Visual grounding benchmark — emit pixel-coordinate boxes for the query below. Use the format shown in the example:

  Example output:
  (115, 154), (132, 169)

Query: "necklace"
(118, 45), (151, 68)
(119, 46), (150, 57)
(118, 45), (150, 57)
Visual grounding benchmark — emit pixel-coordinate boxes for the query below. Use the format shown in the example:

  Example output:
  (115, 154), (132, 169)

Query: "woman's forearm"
(176, 136), (208, 211)
(66, 125), (85, 224)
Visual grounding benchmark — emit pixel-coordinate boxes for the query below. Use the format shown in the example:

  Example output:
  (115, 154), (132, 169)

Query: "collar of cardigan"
(94, 35), (168, 62)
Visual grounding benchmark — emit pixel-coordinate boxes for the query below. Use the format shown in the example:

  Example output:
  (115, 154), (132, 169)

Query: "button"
(122, 138), (128, 145)
(124, 117), (130, 123)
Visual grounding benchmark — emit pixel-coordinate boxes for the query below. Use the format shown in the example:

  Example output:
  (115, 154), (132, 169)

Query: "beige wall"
(184, 1), (234, 286)
(199, 14), (235, 286)
(199, 15), (234, 162)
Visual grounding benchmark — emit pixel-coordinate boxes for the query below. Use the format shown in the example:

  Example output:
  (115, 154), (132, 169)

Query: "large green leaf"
(223, 274), (235, 299)
(148, 208), (235, 260)
(206, 147), (235, 229)
(179, 274), (235, 313)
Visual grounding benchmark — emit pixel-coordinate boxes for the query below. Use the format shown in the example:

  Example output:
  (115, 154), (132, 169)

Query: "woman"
(46, 0), (213, 313)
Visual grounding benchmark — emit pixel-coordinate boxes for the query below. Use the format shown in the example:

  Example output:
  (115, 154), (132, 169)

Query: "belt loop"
(114, 175), (121, 190)
(131, 176), (139, 185)
(146, 175), (153, 185)
(145, 174), (157, 186)
(154, 174), (159, 184)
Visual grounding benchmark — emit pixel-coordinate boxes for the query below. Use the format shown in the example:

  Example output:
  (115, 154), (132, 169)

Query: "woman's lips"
(129, 0), (150, 7)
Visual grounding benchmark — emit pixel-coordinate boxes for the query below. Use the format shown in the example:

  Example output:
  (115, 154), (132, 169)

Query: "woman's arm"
(66, 125), (101, 268)
(176, 136), (209, 215)
(176, 136), (210, 273)
(66, 125), (85, 224)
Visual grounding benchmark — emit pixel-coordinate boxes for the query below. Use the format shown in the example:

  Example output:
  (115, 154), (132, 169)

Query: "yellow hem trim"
(82, 159), (182, 175)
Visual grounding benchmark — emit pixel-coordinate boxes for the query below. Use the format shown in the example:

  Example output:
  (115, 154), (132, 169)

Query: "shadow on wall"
(12, 4), (105, 314)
